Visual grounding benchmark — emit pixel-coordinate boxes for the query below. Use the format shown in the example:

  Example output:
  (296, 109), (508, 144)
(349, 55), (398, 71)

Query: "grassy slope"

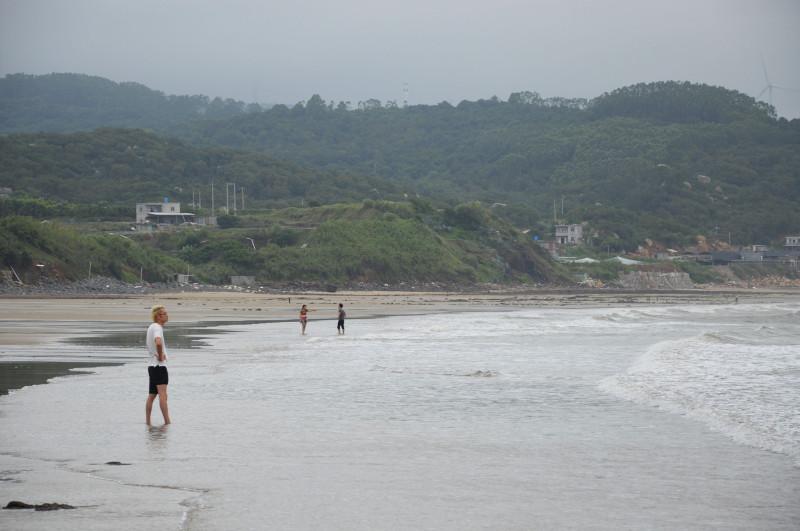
(138, 201), (568, 285)
(0, 216), (186, 283)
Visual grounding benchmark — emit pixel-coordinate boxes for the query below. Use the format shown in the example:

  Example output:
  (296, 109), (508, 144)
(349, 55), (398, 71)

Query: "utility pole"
(553, 199), (557, 223)
(225, 183), (237, 214)
(561, 196), (565, 216)
(241, 187), (245, 211)
(213, 165), (220, 214)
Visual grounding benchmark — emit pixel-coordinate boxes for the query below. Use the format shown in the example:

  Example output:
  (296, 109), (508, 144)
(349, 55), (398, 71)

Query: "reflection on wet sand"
(146, 424), (170, 452)
(65, 319), (283, 350)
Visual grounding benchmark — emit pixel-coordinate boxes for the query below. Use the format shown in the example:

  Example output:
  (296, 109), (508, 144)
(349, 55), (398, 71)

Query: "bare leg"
(156, 384), (171, 424)
(146, 393), (156, 425)
(301, 321), (307, 335)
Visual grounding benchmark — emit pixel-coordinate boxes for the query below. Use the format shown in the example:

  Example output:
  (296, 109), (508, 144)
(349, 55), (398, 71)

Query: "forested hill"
(2, 76), (799, 248)
(0, 73), (256, 133)
(0, 128), (397, 206)
(175, 82), (800, 247)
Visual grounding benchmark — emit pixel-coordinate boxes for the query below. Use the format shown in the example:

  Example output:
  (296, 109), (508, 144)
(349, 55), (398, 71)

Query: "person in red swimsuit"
(299, 304), (314, 335)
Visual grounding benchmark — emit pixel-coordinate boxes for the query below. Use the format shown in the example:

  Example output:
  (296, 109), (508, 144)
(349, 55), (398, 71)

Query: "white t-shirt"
(146, 323), (168, 367)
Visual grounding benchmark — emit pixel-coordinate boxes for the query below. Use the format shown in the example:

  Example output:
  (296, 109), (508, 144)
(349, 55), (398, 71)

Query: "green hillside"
(2, 75), (799, 252)
(143, 200), (566, 285)
(0, 73), (254, 133)
(0, 128), (397, 207)
(176, 82), (800, 248)
(0, 215), (186, 283)
(0, 201), (567, 286)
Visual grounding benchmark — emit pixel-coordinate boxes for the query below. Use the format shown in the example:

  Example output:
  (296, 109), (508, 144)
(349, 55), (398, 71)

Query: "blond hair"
(151, 304), (166, 322)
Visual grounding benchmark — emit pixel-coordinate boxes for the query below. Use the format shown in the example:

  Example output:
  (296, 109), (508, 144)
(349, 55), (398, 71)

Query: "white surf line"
(82, 470), (212, 530)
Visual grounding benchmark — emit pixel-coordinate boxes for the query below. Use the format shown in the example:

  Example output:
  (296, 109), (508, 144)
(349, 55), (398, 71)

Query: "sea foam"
(600, 332), (800, 464)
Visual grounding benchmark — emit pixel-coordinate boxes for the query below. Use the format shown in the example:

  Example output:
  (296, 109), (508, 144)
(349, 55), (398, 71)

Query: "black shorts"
(148, 365), (169, 394)
(337, 319), (345, 330)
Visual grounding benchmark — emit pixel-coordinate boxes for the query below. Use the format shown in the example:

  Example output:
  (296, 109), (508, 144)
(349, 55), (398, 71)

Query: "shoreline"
(1, 288), (797, 398)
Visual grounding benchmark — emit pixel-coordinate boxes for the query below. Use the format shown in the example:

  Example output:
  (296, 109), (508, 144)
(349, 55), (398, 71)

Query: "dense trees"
(0, 129), (399, 207)
(171, 81), (798, 247)
(2, 76), (798, 249)
(0, 73), (252, 133)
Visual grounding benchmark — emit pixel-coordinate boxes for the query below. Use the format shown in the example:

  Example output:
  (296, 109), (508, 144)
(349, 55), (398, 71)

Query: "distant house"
(136, 200), (195, 226)
(0, 187), (12, 198)
(555, 224), (583, 245)
(785, 236), (800, 248)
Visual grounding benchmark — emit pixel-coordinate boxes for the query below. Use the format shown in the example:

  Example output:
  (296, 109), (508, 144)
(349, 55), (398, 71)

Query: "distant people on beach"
(299, 304), (314, 335)
(337, 303), (346, 335)
(145, 305), (171, 425)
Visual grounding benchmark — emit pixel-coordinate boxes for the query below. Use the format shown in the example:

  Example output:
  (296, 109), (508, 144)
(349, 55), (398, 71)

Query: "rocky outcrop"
(618, 271), (693, 290)
(4, 501), (75, 511)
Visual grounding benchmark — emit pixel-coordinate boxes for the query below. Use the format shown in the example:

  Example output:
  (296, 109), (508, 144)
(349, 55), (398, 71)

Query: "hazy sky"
(2, 0), (799, 117)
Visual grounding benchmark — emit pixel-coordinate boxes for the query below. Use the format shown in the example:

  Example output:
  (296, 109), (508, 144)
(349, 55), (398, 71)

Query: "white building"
(785, 236), (800, 248)
(136, 200), (195, 225)
(555, 224), (583, 245)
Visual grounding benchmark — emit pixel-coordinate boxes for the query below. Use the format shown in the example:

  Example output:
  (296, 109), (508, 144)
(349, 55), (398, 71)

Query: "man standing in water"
(146, 305), (171, 425)
(337, 303), (346, 335)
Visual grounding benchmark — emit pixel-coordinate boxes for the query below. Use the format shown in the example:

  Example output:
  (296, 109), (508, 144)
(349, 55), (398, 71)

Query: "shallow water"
(1, 303), (799, 530)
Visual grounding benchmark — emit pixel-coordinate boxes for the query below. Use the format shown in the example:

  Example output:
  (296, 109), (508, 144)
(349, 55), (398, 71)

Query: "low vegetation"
(1, 202), (569, 286)
(0, 216), (186, 283)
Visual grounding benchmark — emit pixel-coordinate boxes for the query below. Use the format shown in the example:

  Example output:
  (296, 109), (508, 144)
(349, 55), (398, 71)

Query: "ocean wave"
(698, 331), (747, 344)
(599, 334), (800, 464)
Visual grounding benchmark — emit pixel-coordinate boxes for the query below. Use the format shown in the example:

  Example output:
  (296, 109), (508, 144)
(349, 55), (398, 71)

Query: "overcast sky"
(2, 0), (799, 117)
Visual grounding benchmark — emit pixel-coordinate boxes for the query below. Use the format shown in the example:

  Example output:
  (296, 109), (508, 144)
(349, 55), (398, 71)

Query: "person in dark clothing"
(337, 303), (346, 335)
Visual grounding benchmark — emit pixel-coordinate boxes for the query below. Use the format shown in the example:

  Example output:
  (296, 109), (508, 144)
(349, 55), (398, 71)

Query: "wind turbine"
(758, 55), (776, 107)
(757, 55), (800, 109)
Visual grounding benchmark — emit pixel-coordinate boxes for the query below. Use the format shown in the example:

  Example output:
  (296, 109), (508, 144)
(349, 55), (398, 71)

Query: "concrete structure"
(740, 250), (764, 262)
(230, 275), (256, 287)
(535, 240), (559, 257)
(785, 236), (800, 248)
(711, 251), (741, 265)
(619, 271), (693, 290)
(175, 274), (194, 285)
(137, 200), (195, 225)
(555, 224), (583, 245)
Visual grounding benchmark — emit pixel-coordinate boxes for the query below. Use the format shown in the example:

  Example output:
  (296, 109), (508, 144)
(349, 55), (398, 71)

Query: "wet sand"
(0, 361), (121, 396)
(0, 288), (783, 344)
